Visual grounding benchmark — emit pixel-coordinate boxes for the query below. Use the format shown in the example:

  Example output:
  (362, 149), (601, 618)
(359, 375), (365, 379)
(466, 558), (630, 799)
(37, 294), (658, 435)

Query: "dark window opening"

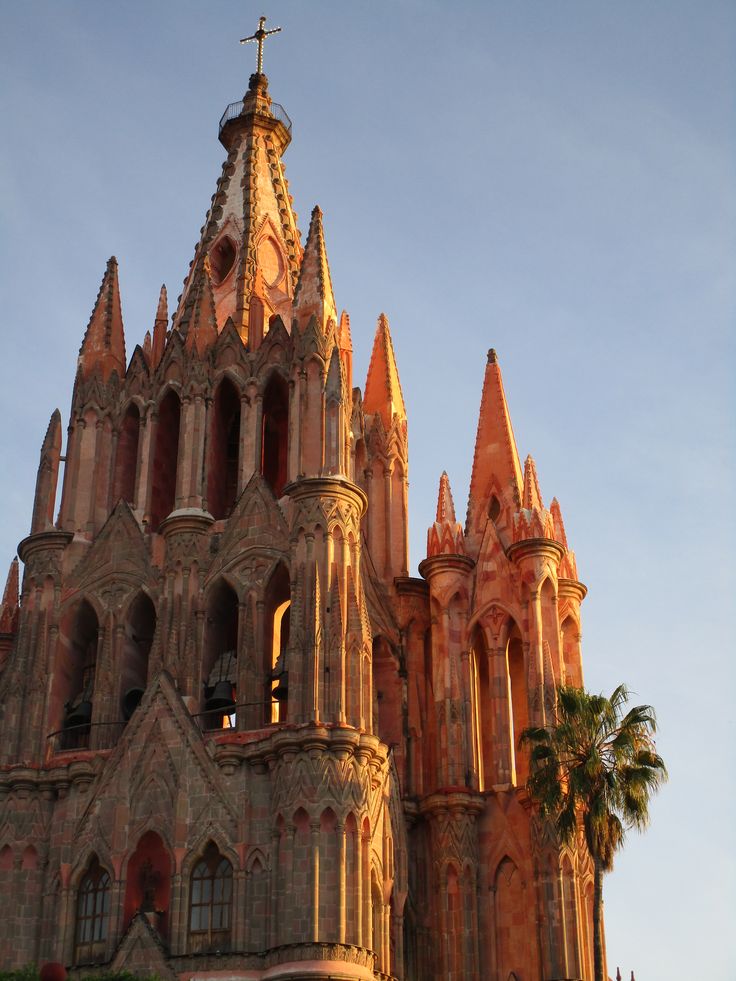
(203, 581), (239, 730)
(113, 403), (140, 506)
(150, 390), (180, 531)
(120, 593), (156, 722)
(61, 600), (99, 750)
(265, 563), (290, 723)
(261, 374), (288, 497)
(207, 379), (241, 520)
(209, 236), (237, 285)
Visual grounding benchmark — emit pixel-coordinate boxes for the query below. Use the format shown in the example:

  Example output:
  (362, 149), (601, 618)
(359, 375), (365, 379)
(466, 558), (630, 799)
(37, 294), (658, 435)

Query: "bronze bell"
(122, 687), (145, 720)
(205, 680), (235, 714)
(65, 699), (92, 729)
(272, 671), (288, 703)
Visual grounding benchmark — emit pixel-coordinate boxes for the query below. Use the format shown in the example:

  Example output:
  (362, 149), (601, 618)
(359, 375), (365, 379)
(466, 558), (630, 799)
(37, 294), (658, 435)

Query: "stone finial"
(522, 454), (543, 511)
(31, 409), (62, 535)
(426, 471), (465, 558)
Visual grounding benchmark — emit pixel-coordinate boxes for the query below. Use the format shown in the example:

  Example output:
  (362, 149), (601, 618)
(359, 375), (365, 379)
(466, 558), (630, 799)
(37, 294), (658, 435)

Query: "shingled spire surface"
(363, 313), (406, 429)
(78, 256), (126, 381)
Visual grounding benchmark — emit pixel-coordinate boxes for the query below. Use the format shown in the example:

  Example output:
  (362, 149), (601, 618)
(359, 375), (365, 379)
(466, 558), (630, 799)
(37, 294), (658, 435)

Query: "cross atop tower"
(240, 15), (282, 75)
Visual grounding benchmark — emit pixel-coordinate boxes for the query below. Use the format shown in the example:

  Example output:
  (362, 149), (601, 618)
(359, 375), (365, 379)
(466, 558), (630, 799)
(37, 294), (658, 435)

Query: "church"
(0, 22), (600, 981)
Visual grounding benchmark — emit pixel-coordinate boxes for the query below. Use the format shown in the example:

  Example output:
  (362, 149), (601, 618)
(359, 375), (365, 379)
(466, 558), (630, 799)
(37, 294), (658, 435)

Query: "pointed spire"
(466, 349), (523, 546)
(142, 330), (152, 365)
(184, 262), (218, 356)
(31, 409), (62, 534)
(152, 284), (168, 369)
(436, 471), (456, 523)
(292, 205), (337, 331)
(522, 454), (543, 511)
(0, 557), (19, 636)
(426, 471), (465, 558)
(549, 497), (568, 549)
(363, 313), (406, 429)
(78, 257), (127, 381)
(338, 310), (353, 394)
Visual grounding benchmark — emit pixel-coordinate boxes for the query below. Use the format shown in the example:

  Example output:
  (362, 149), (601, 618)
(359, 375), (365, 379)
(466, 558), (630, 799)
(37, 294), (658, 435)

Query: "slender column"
(529, 588), (546, 726)
(138, 404), (157, 524)
(383, 464), (393, 578)
(269, 829), (280, 947)
(86, 417), (102, 532)
(337, 822), (347, 943)
(237, 393), (249, 493)
(311, 821), (320, 941)
(107, 425), (120, 512)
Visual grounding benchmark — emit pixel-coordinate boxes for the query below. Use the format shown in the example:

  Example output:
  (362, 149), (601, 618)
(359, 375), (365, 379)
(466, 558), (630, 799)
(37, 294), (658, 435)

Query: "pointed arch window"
(261, 373), (289, 496)
(75, 857), (111, 963)
(189, 843), (233, 953)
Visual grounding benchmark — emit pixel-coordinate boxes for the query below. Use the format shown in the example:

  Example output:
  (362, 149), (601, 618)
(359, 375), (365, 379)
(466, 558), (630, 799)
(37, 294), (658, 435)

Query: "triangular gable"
(110, 912), (176, 978)
(64, 500), (154, 601)
(74, 672), (239, 849)
(209, 471), (290, 578)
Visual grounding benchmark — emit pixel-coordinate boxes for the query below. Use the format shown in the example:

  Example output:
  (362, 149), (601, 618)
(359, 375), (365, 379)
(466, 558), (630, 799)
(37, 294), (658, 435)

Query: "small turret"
(292, 206), (337, 332)
(426, 471), (465, 558)
(78, 257), (126, 382)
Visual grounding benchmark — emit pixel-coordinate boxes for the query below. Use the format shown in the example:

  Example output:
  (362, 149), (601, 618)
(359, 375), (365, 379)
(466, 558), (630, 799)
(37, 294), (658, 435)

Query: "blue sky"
(1, 2), (734, 977)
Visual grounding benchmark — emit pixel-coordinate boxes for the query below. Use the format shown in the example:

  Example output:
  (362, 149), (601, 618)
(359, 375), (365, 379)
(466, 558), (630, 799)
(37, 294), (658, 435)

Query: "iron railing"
(218, 100), (292, 137)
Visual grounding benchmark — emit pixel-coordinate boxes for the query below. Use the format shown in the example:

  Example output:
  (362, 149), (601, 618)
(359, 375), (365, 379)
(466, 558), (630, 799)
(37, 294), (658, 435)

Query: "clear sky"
(1, 2), (734, 977)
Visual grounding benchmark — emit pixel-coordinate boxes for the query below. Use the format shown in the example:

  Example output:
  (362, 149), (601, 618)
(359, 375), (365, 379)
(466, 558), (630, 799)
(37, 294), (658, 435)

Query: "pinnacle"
(436, 471), (457, 524)
(292, 203), (337, 330)
(152, 284), (168, 370)
(363, 313), (406, 429)
(1, 557), (18, 610)
(78, 256), (127, 381)
(339, 310), (352, 351)
(522, 454), (543, 511)
(466, 349), (523, 547)
(550, 497), (569, 549)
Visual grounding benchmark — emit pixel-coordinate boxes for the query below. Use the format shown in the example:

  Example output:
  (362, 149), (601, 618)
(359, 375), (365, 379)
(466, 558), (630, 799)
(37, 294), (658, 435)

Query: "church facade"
(0, 57), (599, 981)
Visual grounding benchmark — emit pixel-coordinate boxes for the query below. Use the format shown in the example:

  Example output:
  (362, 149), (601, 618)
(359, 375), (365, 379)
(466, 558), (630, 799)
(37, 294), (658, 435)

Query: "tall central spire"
(174, 35), (301, 343)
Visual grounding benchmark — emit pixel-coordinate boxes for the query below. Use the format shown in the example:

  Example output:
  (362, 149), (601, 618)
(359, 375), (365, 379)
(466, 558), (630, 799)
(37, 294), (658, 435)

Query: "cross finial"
(240, 15), (282, 75)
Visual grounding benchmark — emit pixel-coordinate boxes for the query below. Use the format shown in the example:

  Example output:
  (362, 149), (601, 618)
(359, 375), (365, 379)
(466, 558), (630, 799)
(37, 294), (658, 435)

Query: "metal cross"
(240, 15), (282, 75)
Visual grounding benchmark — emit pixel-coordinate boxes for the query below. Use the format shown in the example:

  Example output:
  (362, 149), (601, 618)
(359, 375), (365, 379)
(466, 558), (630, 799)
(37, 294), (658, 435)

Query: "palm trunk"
(593, 856), (604, 981)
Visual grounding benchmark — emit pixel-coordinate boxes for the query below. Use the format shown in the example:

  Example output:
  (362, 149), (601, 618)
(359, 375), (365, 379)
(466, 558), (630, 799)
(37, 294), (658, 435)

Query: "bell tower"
(0, 20), (600, 981)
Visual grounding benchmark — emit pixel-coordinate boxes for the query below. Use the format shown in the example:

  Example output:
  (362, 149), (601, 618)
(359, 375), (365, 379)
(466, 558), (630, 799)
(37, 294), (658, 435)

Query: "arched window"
(506, 623), (529, 785)
(189, 842), (233, 953)
(120, 592), (156, 721)
(58, 600), (99, 750)
(265, 563), (290, 723)
(113, 402), (141, 506)
(150, 388), (181, 531)
(203, 581), (239, 730)
(261, 373), (289, 496)
(75, 857), (111, 964)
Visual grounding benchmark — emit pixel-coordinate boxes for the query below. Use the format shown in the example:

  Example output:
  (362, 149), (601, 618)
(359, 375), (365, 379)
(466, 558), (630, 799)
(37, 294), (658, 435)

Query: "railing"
(218, 100), (292, 137)
(47, 699), (279, 754)
(47, 720), (126, 755)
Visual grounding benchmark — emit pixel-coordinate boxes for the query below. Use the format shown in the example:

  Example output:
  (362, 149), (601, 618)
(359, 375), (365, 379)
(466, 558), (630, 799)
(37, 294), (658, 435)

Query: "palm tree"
(521, 684), (667, 981)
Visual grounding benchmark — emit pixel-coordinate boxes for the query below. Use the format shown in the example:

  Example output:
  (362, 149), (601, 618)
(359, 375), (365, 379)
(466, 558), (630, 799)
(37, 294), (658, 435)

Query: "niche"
(150, 389), (181, 530)
(123, 831), (171, 939)
(207, 378), (241, 520)
(261, 373), (289, 496)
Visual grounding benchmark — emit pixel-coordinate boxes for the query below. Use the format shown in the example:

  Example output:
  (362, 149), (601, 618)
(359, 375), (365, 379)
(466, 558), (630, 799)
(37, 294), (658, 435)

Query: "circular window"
(209, 236), (237, 285)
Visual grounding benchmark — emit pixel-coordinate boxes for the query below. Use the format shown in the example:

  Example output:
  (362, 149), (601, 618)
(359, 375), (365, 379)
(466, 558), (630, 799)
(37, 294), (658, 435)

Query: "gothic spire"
(151, 284), (168, 369)
(173, 69), (301, 338)
(465, 348), (523, 546)
(522, 454), (543, 511)
(0, 557), (19, 636)
(426, 471), (465, 558)
(292, 206), (337, 332)
(184, 261), (218, 357)
(363, 313), (406, 429)
(78, 256), (126, 381)
(31, 409), (62, 534)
